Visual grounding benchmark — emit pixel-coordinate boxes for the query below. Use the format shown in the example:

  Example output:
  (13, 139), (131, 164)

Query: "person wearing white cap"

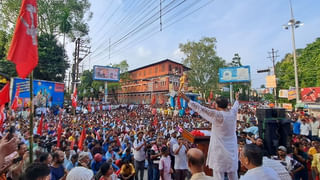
(272, 146), (304, 178)
(66, 166), (93, 180)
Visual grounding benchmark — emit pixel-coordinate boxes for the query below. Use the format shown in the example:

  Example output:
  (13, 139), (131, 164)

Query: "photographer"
(173, 136), (189, 180)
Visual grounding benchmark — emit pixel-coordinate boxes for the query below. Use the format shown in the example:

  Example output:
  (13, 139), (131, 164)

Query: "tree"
(33, 34), (69, 82)
(77, 70), (104, 99)
(108, 60), (130, 103)
(276, 38), (320, 89)
(0, 0), (92, 40)
(229, 53), (242, 67)
(0, 30), (16, 77)
(228, 53), (249, 101)
(179, 37), (226, 98)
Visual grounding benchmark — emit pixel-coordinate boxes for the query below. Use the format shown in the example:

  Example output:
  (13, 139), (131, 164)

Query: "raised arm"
(179, 92), (222, 123)
(231, 92), (240, 114)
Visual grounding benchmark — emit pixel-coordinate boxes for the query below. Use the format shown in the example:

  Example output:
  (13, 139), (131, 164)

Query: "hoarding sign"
(219, 66), (251, 83)
(282, 103), (293, 111)
(288, 88), (296, 100)
(266, 75), (276, 88)
(301, 87), (320, 103)
(12, 78), (64, 108)
(279, 89), (288, 98)
(93, 65), (120, 82)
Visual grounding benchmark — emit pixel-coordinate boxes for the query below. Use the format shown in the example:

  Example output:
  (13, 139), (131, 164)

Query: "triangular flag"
(78, 125), (86, 151)
(11, 86), (20, 111)
(37, 113), (44, 136)
(0, 83), (10, 105)
(0, 105), (5, 132)
(72, 87), (77, 108)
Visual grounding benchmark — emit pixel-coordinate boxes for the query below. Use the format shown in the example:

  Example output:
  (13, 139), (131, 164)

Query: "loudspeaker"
(256, 108), (291, 156)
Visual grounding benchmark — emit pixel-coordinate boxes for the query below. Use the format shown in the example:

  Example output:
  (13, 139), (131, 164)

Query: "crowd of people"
(0, 94), (320, 180)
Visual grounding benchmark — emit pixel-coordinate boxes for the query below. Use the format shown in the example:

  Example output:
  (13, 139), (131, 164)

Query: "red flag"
(56, 112), (62, 147)
(87, 103), (91, 112)
(37, 114), (44, 136)
(159, 96), (164, 105)
(72, 87), (77, 108)
(0, 105), (5, 131)
(7, 0), (38, 78)
(11, 86), (20, 111)
(56, 121), (62, 148)
(177, 96), (181, 109)
(78, 126), (86, 151)
(70, 140), (75, 150)
(44, 122), (48, 131)
(0, 83), (10, 105)
(209, 91), (213, 100)
(151, 95), (156, 105)
(153, 116), (158, 127)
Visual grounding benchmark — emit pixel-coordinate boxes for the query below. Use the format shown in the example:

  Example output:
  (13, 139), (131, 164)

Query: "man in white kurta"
(180, 92), (239, 180)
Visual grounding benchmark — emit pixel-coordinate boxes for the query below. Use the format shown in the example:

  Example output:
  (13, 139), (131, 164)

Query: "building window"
(169, 64), (172, 72)
(144, 70), (146, 76)
(162, 64), (165, 72)
(149, 68), (152, 75)
(155, 67), (158, 73)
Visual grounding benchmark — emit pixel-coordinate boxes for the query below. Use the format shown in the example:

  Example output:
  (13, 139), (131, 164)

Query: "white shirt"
(169, 137), (178, 156)
(310, 121), (319, 136)
(190, 172), (213, 180)
(133, 138), (145, 161)
(263, 157), (291, 180)
(300, 123), (311, 136)
(173, 144), (188, 170)
(188, 100), (239, 172)
(240, 166), (280, 180)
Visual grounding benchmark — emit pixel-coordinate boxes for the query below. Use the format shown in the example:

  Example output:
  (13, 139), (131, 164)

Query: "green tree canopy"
(0, 0), (92, 39)
(34, 34), (69, 82)
(276, 38), (320, 89)
(179, 37), (226, 98)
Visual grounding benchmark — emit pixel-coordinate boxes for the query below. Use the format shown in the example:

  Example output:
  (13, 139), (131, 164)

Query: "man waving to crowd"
(179, 91), (240, 180)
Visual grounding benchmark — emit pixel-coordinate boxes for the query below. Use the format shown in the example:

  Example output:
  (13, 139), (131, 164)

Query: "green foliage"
(263, 93), (275, 102)
(179, 37), (226, 98)
(0, 29), (16, 77)
(34, 34), (69, 82)
(276, 38), (320, 89)
(77, 70), (104, 99)
(0, 0), (92, 39)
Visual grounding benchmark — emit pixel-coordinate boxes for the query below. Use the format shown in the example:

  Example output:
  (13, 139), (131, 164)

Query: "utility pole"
(268, 48), (279, 106)
(71, 38), (79, 94)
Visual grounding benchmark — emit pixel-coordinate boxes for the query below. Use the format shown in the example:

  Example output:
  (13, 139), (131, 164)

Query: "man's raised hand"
(235, 92), (240, 101)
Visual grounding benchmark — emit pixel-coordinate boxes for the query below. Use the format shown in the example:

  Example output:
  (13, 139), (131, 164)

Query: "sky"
(65, 0), (320, 88)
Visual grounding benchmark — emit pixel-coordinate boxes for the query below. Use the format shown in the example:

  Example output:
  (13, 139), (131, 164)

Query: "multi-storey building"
(111, 59), (190, 104)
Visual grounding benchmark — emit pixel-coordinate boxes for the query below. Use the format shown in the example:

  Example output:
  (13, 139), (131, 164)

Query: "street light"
(283, 0), (303, 103)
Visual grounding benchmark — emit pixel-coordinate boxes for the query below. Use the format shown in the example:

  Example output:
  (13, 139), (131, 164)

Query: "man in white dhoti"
(179, 92), (239, 180)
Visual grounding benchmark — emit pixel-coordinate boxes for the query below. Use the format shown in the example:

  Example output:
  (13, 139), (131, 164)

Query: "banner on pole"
(266, 75), (276, 88)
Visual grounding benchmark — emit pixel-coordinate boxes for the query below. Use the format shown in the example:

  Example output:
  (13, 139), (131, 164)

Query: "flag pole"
(29, 71), (34, 163)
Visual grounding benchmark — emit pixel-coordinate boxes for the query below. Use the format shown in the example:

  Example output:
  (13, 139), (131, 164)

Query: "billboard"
(279, 89), (288, 98)
(301, 87), (320, 103)
(266, 75), (276, 88)
(93, 65), (120, 81)
(288, 88), (296, 100)
(11, 78), (64, 108)
(219, 66), (251, 83)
